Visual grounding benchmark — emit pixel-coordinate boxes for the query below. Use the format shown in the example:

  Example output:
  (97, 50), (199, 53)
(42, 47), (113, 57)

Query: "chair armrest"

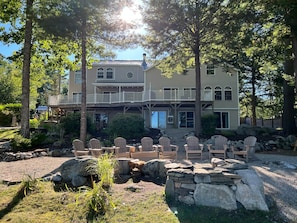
(245, 145), (250, 152)
(184, 144), (188, 151)
(199, 144), (204, 150)
(138, 145), (143, 152)
(170, 145), (179, 151)
(223, 144), (228, 151)
(127, 145), (136, 153)
(207, 144), (212, 150)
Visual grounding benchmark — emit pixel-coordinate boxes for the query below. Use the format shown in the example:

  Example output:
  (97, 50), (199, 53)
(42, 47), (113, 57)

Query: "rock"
(194, 183), (237, 210)
(142, 159), (171, 180)
(178, 195), (195, 205)
(59, 157), (97, 186)
(235, 169), (268, 211)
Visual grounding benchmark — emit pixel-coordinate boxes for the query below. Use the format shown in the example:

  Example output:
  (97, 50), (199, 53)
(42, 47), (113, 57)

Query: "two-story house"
(48, 57), (240, 131)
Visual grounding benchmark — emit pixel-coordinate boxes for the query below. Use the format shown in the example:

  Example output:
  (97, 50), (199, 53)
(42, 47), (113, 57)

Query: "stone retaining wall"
(164, 158), (269, 211)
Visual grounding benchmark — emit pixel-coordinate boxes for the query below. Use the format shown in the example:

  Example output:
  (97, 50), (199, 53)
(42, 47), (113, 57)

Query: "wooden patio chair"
(114, 137), (136, 158)
(72, 139), (90, 157)
(232, 136), (257, 162)
(131, 137), (159, 161)
(158, 136), (179, 160)
(184, 136), (204, 160)
(208, 135), (228, 160)
(89, 138), (103, 158)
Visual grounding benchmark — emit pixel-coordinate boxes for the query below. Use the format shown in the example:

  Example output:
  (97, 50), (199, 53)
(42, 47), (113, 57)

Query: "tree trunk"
(20, 0), (33, 138)
(293, 35), (297, 98)
(283, 59), (297, 135)
(80, 16), (87, 144)
(194, 51), (202, 135)
(251, 64), (257, 126)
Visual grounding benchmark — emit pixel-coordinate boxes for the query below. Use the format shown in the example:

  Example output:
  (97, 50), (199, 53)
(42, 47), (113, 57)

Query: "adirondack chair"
(114, 137), (136, 158)
(184, 136), (204, 160)
(158, 136), (179, 160)
(232, 136), (257, 162)
(131, 137), (159, 161)
(72, 139), (90, 157)
(207, 135), (228, 160)
(89, 138), (103, 158)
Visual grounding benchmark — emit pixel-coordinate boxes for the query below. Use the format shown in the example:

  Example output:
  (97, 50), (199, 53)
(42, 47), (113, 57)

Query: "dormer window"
(97, 68), (104, 79)
(106, 68), (113, 79)
(206, 64), (215, 75)
(215, 86), (222, 100)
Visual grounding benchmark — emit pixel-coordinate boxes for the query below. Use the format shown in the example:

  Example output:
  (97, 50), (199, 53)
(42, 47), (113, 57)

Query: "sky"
(0, 1), (146, 61)
(0, 42), (146, 60)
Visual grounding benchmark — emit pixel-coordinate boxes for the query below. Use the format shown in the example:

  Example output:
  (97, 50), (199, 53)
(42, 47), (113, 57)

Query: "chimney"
(141, 53), (148, 70)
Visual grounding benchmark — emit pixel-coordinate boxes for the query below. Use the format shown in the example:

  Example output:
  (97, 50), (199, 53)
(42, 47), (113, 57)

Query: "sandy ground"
(0, 153), (296, 222)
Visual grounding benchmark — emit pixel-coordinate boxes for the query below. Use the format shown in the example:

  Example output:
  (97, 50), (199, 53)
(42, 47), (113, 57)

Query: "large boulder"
(193, 183), (237, 210)
(235, 169), (269, 211)
(142, 159), (171, 181)
(58, 157), (97, 187)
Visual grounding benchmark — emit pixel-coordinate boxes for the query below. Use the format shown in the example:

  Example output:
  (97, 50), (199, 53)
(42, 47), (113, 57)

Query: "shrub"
(30, 118), (40, 129)
(201, 114), (217, 136)
(11, 134), (32, 152)
(60, 113), (96, 137)
(107, 113), (145, 140)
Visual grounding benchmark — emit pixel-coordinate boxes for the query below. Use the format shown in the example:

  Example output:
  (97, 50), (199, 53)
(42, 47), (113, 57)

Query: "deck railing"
(48, 89), (213, 105)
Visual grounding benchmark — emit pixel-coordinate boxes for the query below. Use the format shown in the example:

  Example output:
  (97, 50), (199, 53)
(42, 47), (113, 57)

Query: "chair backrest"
(186, 136), (199, 150)
(73, 139), (85, 151)
(244, 136), (257, 148)
(114, 137), (127, 153)
(159, 136), (171, 151)
(213, 135), (228, 150)
(141, 137), (154, 151)
(89, 138), (101, 149)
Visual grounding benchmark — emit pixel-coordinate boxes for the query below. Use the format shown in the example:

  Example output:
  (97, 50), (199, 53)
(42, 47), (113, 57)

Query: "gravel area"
(249, 154), (297, 222)
(0, 153), (296, 222)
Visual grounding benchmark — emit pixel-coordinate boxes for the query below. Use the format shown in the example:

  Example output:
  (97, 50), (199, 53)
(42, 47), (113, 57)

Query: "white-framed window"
(183, 88), (195, 99)
(72, 92), (82, 102)
(206, 64), (215, 75)
(151, 111), (166, 128)
(97, 68), (104, 79)
(178, 111), (194, 128)
(224, 86), (232, 100)
(215, 86), (222, 100)
(106, 68), (114, 79)
(204, 86), (212, 101)
(164, 87), (178, 99)
(214, 111), (229, 129)
(74, 70), (82, 84)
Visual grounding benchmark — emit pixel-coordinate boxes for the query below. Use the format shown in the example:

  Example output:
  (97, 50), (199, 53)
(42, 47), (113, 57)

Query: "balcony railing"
(48, 89), (213, 106)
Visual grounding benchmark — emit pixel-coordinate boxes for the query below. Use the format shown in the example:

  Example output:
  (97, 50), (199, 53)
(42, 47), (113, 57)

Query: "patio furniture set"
(72, 135), (257, 162)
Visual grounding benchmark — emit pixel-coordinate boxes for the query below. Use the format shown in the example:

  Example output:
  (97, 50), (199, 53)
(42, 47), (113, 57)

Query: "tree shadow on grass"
(0, 184), (25, 219)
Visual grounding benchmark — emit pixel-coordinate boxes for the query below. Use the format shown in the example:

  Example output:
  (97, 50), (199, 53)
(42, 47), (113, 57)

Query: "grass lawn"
(0, 180), (283, 223)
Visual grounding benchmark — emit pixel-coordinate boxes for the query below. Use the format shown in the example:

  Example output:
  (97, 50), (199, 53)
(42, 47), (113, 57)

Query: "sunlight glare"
(120, 6), (142, 24)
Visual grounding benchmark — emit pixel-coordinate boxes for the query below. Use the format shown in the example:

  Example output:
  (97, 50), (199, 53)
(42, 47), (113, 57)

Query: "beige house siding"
(52, 60), (240, 131)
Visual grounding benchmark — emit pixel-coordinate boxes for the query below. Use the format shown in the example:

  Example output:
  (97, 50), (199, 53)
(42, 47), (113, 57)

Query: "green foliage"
(83, 182), (115, 219)
(0, 112), (12, 126)
(201, 114), (217, 136)
(107, 113), (144, 140)
(60, 113), (95, 137)
(29, 118), (40, 129)
(21, 175), (40, 197)
(88, 153), (117, 189)
(10, 134), (32, 152)
(83, 154), (117, 219)
(30, 132), (48, 148)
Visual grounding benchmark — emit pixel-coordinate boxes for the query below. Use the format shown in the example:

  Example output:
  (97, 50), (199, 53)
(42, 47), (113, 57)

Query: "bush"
(30, 118), (40, 129)
(60, 113), (96, 137)
(11, 134), (32, 152)
(201, 114), (217, 136)
(107, 113), (144, 140)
